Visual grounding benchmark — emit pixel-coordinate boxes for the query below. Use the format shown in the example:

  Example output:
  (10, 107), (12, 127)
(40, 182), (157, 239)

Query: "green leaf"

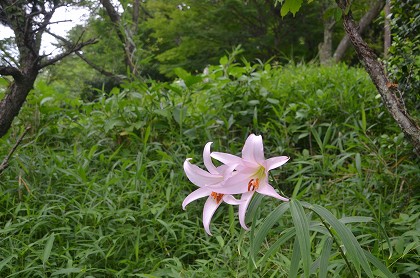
(333, 8), (342, 22)
(251, 202), (290, 264)
(361, 102), (367, 133)
(173, 67), (189, 80)
(290, 199), (311, 278)
(173, 106), (187, 125)
(291, 176), (303, 198)
(289, 237), (301, 278)
(355, 153), (362, 175)
(323, 124), (333, 148)
(319, 237), (333, 278)
(302, 202), (373, 277)
(40, 97), (54, 106)
(280, 0), (303, 17)
(51, 268), (82, 276)
(362, 250), (396, 278)
(173, 68), (202, 88)
(42, 232), (55, 264)
(0, 255), (17, 271)
(259, 227), (296, 266)
(219, 56), (228, 66)
(339, 216), (372, 224)
(311, 127), (324, 153)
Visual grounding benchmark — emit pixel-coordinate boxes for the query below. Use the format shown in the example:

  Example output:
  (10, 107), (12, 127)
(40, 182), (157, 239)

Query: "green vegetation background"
(0, 61), (418, 277)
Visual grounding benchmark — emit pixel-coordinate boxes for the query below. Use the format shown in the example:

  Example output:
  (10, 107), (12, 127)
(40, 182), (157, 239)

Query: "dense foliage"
(1, 62), (418, 276)
(387, 0), (420, 116)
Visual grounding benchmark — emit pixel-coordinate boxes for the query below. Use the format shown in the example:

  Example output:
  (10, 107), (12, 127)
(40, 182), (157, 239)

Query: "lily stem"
(314, 210), (356, 277)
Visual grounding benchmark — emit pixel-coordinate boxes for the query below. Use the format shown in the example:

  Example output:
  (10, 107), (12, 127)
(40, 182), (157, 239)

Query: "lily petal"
(184, 159), (223, 187)
(242, 134), (265, 165)
(182, 187), (212, 210)
(257, 183), (289, 202)
(203, 142), (218, 175)
(202, 197), (222, 235)
(265, 156), (290, 171)
(222, 194), (244, 205)
(207, 173), (251, 194)
(211, 152), (242, 166)
(238, 191), (255, 230)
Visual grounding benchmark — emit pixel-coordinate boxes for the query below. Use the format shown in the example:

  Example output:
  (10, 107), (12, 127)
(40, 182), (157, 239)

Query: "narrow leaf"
(302, 202), (373, 277)
(251, 202), (290, 263)
(259, 227), (296, 266)
(319, 237), (333, 278)
(311, 127), (324, 153)
(51, 268), (82, 276)
(362, 250), (396, 278)
(289, 237), (301, 278)
(361, 102), (367, 133)
(290, 199), (311, 278)
(0, 255), (17, 271)
(42, 232), (55, 264)
(339, 216), (372, 224)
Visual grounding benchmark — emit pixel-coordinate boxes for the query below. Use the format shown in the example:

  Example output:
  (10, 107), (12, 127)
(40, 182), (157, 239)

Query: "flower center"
(254, 165), (266, 179)
(210, 192), (224, 204)
(247, 178), (259, 191)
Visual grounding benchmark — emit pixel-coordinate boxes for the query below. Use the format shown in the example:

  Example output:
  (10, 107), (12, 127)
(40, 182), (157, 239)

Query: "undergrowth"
(0, 61), (418, 277)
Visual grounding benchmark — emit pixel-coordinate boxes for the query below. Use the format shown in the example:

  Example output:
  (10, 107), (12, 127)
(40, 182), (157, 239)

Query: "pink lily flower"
(209, 134), (290, 229)
(182, 142), (242, 235)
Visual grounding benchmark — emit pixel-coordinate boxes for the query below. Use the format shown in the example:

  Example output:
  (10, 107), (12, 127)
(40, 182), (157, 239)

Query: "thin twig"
(0, 126), (31, 174)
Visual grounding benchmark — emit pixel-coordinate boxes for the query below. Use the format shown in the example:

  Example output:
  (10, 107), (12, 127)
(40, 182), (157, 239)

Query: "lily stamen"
(247, 178), (259, 191)
(210, 192), (224, 204)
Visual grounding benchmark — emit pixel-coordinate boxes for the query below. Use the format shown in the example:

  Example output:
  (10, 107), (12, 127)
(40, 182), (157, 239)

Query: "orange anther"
(210, 192), (224, 204)
(247, 178), (259, 191)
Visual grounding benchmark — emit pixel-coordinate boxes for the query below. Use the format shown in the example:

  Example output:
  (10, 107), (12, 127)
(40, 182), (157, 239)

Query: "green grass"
(0, 62), (418, 277)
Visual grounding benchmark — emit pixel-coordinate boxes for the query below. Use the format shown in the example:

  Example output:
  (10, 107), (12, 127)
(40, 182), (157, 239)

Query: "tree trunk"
(333, 0), (385, 62)
(100, 0), (139, 76)
(0, 75), (37, 137)
(336, 1), (420, 155)
(384, 0), (391, 58)
(319, 18), (336, 65)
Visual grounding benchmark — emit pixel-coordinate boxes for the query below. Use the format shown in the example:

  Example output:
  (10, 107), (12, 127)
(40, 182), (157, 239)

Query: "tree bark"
(100, 0), (139, 76)
(319, 18), (336, 65)
(333, 0), (385, 62)
(0, 76), (37, 136)
(336, 1), (420, 155)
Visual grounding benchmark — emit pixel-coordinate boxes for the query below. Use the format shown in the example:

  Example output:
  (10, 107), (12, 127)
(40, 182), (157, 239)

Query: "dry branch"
(0, 126), (30, 174)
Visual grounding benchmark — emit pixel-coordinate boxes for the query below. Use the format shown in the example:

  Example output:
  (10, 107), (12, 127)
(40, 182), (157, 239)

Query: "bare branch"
(44, 30), (123, 81)
(75, 52), (124, 82)
(0, 126), (30, 175)
(38, 38), (97, 69)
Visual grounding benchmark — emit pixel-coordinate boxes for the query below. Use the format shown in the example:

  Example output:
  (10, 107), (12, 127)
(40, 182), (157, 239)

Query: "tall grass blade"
(0, 255), (17, 271)
(42, 232), (55, 264)
(51, 268), (83, 276)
